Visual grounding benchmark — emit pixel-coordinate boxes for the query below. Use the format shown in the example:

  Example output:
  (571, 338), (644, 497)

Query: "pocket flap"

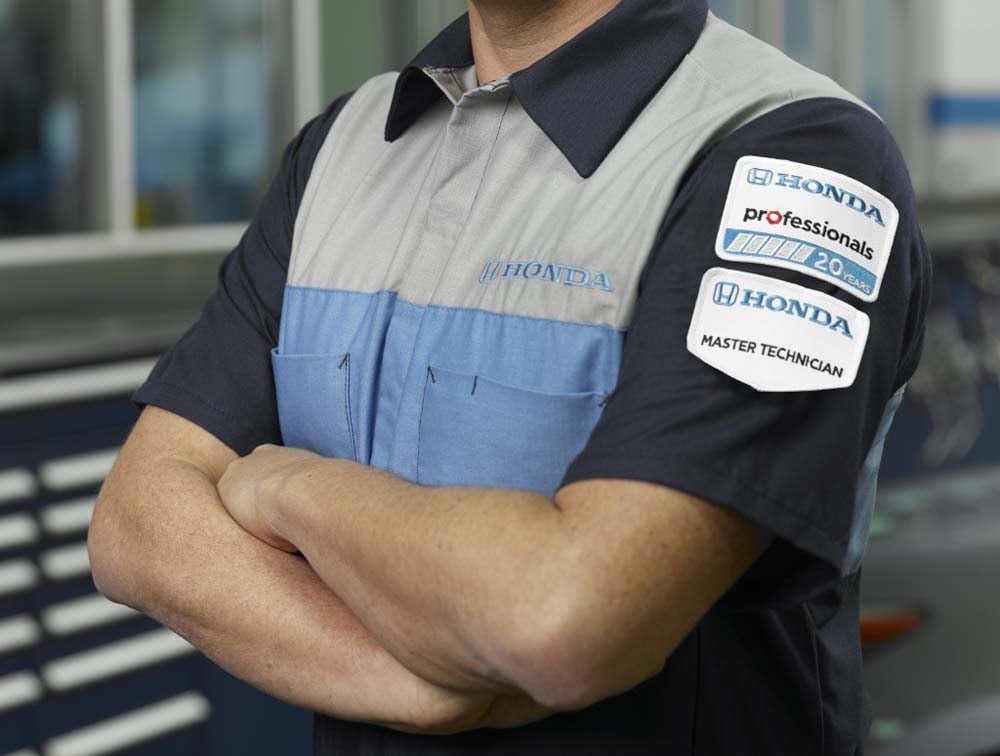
(417, 366), (606, 496)
(271, 348), (358, 461)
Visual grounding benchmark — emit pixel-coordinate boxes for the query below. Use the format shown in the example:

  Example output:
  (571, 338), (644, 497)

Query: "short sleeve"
(560, 98), (932, 606)
(131, 92), (354, 456)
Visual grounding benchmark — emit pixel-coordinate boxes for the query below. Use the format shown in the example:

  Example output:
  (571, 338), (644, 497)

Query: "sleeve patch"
(686, 268), (871, 392)
(715, 156), (899, 302)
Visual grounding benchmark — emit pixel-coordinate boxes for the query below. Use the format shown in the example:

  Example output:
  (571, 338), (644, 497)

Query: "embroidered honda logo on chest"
(478, 258), (614, 293)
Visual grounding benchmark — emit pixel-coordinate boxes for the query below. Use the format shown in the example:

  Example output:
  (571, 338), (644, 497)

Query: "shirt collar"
(384, 0), (709, 178)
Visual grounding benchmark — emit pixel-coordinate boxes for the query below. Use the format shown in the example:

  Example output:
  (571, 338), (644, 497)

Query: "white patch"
(715, 156), (899, 302)
(687, 268), (870, 392)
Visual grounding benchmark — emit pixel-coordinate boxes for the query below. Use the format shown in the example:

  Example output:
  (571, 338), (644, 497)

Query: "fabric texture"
(385, 0), (709, 177)
(128, 2), (931, 754)
(131, 92), (353, 455)
(561, 98), (931, 607)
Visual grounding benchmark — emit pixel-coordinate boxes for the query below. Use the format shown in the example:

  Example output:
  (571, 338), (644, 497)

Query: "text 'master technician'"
(90, 1), (931, 754)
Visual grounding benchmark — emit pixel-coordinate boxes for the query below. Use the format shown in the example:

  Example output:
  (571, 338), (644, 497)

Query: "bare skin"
(89, 408), (548, 733)
(469, 0), (623, 84)
(89, 0), (763, 735)
(217, 445), (765, 710)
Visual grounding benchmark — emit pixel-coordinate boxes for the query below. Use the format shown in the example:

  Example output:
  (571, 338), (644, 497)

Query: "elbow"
(87, 541), (124, 606)
(87, 491), (145, 608)
(517, 642), (662, 713)
(499, 596), (666, 712)
(86, 512), (123, 603)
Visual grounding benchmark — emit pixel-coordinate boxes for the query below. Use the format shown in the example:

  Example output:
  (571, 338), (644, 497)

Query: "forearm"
(230, 445), (764, 712)
(271, 459), (570, 698)
(89, 451), (536, 731)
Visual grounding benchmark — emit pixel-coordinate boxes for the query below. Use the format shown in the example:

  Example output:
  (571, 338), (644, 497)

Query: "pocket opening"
(415, 365), (607, 496)
(271, 348), (359, 462)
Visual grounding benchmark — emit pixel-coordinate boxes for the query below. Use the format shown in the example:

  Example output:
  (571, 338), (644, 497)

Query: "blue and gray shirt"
(134, 1), (932, 753)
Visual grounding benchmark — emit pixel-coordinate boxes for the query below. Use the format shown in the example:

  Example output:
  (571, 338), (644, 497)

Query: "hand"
(217, 444), (321, 552)
(390, 680), (551, 735)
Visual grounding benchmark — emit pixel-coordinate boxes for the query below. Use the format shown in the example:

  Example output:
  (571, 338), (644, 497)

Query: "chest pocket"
(271, 348), (358, 461)
(416, 366), (607, 497)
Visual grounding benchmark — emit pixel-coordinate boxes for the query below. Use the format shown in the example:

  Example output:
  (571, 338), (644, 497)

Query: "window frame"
(1, 0), (932, 269)
(0, 0), (323, 268)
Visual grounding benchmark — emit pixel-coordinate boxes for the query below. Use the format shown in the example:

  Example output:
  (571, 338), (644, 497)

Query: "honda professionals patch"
(715, 156), (899, 302)
(687, 268), (870, 392)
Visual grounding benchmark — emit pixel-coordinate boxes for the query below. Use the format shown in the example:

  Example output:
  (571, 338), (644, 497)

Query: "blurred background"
(0, 1), (998, 755)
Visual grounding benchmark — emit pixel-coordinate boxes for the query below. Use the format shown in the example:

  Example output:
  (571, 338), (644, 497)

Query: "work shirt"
(133, 0), (931, 753)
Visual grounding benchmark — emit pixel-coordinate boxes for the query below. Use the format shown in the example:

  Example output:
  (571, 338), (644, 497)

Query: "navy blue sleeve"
(131, 92), (354, 456)
(560, 98), (932, 606)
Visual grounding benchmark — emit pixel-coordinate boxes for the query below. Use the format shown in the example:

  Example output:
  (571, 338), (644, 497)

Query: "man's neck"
(467, 0), (623, 85)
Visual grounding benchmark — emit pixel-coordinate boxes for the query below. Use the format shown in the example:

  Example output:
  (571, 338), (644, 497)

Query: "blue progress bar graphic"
(721, 228), (877, 298)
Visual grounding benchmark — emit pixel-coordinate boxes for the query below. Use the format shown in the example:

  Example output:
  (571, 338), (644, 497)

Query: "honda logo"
(747, 167), (774, 186)
(713, 281), (740, 306)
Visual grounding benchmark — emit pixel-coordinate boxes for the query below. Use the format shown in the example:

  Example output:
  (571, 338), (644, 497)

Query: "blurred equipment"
(1, 1), (1000, 755)
(909, 307), (983, 465)
(862, 466), (1000, 756)
(894, 0), (1000, 246)
(0, 360), (311, 755)
(712, 0), (1000, 245)
(908, 244), (1000, 465)
(915, 0), (1000, 201)
(0, 1), (469, 752)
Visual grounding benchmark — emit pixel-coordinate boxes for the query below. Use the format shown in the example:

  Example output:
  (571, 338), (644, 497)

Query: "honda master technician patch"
(715, 156), (899, 302)
(687, 268), (870, 392)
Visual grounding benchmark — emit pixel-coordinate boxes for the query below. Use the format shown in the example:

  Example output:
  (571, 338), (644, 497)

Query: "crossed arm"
(88, 407), (545, 733)
(89, 405), (766, 732)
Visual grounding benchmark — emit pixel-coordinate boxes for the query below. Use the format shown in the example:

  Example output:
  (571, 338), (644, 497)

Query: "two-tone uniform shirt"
(133, 1), (932, 754)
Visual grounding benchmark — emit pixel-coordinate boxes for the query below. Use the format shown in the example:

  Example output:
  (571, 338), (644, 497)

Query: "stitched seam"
(339, 354), (359, 463)
(138, 379), (258, 434)
(381, 111), (451, 288)
(415, 369), (435, 482)
(427, 363), (606, 401)
(291, 89), (356, 229)
(412, 90), (515, 323)
(803, 604), (827, 756)
(284, 284), (629, 334)
(447, 67), (462, 94)
(684, 46), (725, 92)
(464, 91), (513, 224)
(290, 81), (384, 282)
(296, 75), (400, 282)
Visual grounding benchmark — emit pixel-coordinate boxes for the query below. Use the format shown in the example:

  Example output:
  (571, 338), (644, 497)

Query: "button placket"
(384, 86), (513, 475)
(400, 88), (512, 308)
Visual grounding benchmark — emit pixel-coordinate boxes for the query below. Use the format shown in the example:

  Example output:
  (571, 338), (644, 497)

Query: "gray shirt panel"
(289, 13), (868, 331)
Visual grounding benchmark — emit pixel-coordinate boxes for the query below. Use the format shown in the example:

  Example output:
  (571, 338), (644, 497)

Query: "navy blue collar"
(384, 0), (708, 178)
